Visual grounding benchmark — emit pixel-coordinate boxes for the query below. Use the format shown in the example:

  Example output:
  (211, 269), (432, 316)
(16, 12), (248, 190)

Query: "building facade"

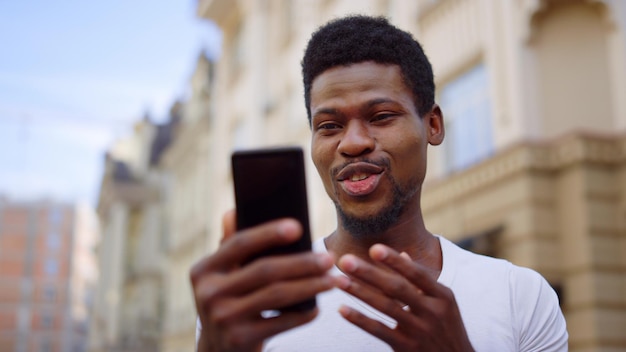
(89, 116), (175, 352)
(197, 0), (626, 350)
(159, 53), (214, 352)
(89, 52), (215, 352)
(0, 198), (98, 352)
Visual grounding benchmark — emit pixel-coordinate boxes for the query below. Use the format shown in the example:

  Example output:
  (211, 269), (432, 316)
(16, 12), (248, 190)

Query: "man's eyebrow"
(365, 98), (398, 108)
(312, 98), (401, 120)
(312, 107), (340, 118)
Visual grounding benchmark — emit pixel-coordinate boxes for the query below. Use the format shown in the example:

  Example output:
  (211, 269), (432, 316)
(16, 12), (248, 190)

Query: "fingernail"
(400, 252), (411, 261)
(334, 275), (350, 289)
(277, 219), (299, 238)
(370, 244), (388, 260)
(316, 254), (333, 269)
(338, 255), (357, 272)
(338, 305), (351, 317)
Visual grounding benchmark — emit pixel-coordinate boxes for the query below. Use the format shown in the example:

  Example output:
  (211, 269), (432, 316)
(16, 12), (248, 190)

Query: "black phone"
(231, 146), (316, 312)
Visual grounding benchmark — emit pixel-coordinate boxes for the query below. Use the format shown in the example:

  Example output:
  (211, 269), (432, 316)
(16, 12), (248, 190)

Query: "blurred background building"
(0, 198), (98, 352)
(90, 0), (626, 351)
(88, 53), (215, 352)
(158, 52), (214, 352)
(88, 113), (177, 351)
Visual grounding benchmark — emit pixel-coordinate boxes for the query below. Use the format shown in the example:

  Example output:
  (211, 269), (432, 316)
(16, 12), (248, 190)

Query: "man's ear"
(426, 104), (445, 146)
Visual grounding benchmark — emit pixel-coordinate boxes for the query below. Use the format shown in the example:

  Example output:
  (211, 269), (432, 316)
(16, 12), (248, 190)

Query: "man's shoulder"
(438, 235), (546, 287)
(438, 236), (568, 350)
(438, 235), (511, 270)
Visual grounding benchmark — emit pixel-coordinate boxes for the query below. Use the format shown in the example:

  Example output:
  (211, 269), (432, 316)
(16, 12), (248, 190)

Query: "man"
(191, 15), (568, 351)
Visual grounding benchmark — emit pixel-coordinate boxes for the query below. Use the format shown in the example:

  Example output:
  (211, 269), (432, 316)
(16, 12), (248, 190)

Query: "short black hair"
(302, 15), (435, 122)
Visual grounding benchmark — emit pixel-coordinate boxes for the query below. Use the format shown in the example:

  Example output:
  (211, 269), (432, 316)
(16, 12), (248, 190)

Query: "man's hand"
(190, 210), (335, 352)
(335, 244), (474, 352)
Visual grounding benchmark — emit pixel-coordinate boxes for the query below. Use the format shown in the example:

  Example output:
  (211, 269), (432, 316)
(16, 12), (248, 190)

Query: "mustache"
(330, 158), (391, 178)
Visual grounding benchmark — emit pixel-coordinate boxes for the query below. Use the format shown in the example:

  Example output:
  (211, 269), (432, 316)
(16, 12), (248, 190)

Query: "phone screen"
(232, 147), (310, 237)
(231, 147), (315, 311)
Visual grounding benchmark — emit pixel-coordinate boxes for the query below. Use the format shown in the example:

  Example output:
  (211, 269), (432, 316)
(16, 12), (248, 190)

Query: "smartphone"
(231, 146), (315, 312)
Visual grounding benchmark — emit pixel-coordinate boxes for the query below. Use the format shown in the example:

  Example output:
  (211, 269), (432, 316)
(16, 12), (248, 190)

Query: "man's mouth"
(335, 162), (385, 197)
(349, 173), (370, 182)
(335, 161), (384, 180)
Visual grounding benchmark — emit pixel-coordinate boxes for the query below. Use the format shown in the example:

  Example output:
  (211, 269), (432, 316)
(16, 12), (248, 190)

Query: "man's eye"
(318, 123), (341, 130)
(372, 114), (394, 122)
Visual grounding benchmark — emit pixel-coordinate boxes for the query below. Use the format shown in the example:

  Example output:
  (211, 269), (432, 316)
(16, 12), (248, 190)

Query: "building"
(89, 115), (176, 352)
(89, 51), (216, 352)
(159, 52), (215, 352)
(0, 197), (98, 352)
(197, 0), (626, 350)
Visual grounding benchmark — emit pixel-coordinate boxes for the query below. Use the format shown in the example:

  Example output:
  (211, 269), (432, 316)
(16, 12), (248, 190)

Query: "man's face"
(309, 62), (443, 236)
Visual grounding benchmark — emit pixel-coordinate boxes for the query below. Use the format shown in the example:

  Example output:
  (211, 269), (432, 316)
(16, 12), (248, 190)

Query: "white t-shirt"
(198, 236), (568, 351)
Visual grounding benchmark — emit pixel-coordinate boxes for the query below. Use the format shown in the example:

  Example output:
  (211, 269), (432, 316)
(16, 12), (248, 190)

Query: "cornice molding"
(424, 132), (626, 209)
(522, 0), (616, 43)
(197, 0), (241, 28)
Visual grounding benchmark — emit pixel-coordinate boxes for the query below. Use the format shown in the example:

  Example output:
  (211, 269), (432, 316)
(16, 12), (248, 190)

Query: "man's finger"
(334, 271), (419, 327)
(222, 209), (237, 242)
(369, 244), (442, 297)
(337, 251), (443, 321)
(239, 308), (319, 346)
(216, 252), (334, 297)
(194, 218), (302, 274)
(234, 275), (334, 316)
(338, 305), (413, 349)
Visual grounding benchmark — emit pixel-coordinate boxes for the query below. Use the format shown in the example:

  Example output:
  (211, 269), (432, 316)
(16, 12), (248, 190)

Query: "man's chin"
(337, 206), (400, 238)
(333, 175), (417, 237)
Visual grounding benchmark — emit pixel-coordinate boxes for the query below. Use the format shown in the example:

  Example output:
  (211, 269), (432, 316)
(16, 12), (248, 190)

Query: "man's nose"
(337, 120), (375, 157)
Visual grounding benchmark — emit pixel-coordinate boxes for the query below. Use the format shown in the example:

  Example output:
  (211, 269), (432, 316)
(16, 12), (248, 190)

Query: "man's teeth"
(350, 173), (369, 181)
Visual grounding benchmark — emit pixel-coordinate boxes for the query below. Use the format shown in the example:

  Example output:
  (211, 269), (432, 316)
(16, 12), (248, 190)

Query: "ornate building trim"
(424, 132), (626, 210)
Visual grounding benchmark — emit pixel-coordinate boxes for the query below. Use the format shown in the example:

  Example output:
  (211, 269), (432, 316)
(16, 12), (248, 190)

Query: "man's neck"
(324, 214), (443, 277)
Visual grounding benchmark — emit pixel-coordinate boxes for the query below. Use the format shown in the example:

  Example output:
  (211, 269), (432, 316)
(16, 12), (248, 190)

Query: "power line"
(0, 108), (140, 128)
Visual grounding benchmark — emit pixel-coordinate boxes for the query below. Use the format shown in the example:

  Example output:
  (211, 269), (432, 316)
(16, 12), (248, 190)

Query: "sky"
(0, 1), (221, 206)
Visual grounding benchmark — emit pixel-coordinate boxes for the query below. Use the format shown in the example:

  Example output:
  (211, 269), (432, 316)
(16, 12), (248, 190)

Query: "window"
(44, 259), (58, 276)
(43, 285), (56, 302)
(455, 225), (503, 258)
(48, 207), (63, 225)
(41, 312), (54, 328)
(47, 232), (60, 250)
(17, 306), (29, 330)
(439, 64), (494, 172)
(39, 339), (51, 352)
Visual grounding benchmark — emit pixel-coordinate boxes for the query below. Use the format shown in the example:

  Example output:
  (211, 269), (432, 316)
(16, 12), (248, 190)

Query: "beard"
(333, 162), (419, 238)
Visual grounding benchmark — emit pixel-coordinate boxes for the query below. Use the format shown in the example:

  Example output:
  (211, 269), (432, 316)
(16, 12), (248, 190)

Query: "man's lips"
(336, 162), (384, 181)
(335, 162), (384, 197)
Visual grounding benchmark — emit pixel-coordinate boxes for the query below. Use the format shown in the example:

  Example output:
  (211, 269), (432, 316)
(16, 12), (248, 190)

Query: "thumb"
(400, 251), (412, 261)
(221, 209), (237, 243)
